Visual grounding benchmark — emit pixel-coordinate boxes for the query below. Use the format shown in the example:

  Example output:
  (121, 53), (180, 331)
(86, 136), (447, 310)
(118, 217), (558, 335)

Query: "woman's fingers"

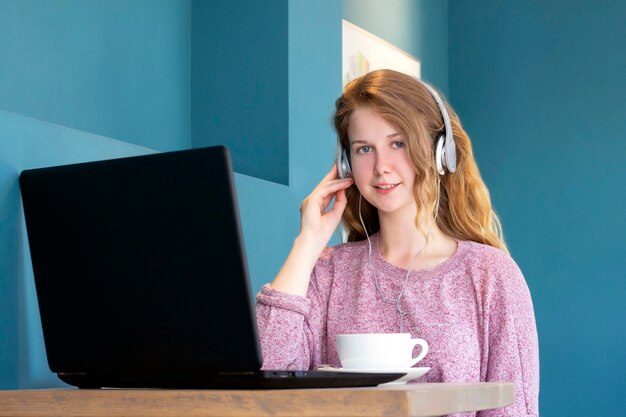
(325, 187), (348, 219)
(303, 165), (351, 205)
(300, 166), (353, 238)
(317, 178), (353, 207)
(304, 177), (352, 215)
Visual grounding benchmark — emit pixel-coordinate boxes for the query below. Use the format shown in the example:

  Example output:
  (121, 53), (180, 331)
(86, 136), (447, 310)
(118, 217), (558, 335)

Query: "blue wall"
(191, 0), (289, 184)
(449, 1), (626, 415)
(0, 0), (191, 151)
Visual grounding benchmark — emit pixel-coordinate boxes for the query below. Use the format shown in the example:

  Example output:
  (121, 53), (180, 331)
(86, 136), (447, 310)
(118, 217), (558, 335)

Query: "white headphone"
(336, 78), (456, 178)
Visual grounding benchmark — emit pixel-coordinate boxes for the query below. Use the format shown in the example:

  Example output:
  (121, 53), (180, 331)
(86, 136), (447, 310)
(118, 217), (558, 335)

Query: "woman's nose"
(373, 150), (392, 175)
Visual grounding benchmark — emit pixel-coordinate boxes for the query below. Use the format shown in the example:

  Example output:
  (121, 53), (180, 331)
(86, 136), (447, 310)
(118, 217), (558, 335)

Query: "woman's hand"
(269, 164), (353, 296)
(299, 164), (354, 248)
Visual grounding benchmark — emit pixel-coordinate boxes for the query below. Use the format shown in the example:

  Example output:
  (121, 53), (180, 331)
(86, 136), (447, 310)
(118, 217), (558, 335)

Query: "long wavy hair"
(333, 69), (507, 252)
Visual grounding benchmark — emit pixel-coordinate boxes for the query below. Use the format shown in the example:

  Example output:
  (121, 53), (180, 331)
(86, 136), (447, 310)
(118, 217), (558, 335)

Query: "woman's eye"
(357, 146), (371, 154)
(393, 141), (405, 149)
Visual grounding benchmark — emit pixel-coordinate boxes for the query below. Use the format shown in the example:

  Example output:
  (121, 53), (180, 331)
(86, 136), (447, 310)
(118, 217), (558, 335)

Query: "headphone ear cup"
(341, 149), (353, 178)
(435, 135), (446, 175)
(444, 136), (457, 173)
(336, 144), (353, 179)
(436, 134), (457, 175)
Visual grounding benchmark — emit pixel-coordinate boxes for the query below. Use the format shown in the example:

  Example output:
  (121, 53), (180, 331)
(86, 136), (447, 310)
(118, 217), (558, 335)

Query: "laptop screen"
(19, 146), (262, 376)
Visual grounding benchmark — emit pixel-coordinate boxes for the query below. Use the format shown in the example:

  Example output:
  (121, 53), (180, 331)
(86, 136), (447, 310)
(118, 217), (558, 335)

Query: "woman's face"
(347, 106), (417, 217)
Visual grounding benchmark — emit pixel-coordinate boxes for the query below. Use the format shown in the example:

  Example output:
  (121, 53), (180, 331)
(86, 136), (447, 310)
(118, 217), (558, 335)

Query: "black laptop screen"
(19, 146), (261, 375)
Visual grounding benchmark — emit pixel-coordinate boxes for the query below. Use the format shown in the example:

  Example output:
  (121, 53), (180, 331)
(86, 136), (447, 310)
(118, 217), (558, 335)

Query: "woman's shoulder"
(461, 240), (518, 267)
(458, 240), (525, 286)
(318, 238), (369, 265)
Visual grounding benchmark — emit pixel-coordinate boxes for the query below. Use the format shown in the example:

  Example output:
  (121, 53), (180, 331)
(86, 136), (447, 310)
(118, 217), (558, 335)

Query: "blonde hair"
(333, 69), (507, 252)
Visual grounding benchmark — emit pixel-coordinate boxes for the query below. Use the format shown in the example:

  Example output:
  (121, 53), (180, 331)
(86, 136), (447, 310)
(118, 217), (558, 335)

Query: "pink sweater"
(255, 235), (539, 417)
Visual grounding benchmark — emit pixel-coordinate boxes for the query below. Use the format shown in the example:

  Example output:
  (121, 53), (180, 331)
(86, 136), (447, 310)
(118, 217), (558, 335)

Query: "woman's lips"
(374, 183), (399, 194)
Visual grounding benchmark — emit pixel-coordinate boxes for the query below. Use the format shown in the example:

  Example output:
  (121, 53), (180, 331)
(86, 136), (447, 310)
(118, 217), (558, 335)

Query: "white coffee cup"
(336, 333), (429, 369)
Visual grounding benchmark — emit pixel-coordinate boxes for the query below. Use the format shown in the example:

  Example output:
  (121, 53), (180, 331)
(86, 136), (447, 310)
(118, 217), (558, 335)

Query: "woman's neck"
(377, 213), (457, 270)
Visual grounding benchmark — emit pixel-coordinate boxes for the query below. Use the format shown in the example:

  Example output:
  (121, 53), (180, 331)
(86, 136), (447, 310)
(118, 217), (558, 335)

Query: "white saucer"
(317, 367), (430, 385)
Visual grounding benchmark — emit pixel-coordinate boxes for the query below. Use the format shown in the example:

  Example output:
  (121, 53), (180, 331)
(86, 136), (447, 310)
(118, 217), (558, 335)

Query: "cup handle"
(409, 338), (429, 367)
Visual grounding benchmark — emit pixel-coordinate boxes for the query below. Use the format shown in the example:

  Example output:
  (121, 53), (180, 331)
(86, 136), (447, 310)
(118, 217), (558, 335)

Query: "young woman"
(256, 69), (539, 417)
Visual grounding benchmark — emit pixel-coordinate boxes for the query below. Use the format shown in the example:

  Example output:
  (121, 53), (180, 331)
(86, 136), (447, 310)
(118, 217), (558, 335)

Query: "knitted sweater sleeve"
(254, 248), (333, 370)
(478, 251), (540, 417)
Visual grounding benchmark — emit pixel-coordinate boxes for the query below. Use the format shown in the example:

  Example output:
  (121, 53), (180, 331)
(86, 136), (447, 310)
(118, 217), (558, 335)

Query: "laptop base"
(59, 370), (406, 389)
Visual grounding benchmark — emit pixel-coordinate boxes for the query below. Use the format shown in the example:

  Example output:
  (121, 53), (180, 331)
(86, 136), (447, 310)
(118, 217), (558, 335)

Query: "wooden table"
(0, 382), (513, 417)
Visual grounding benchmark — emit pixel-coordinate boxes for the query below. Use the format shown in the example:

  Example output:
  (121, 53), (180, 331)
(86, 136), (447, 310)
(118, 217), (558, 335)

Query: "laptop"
(19, 146), (404, 389)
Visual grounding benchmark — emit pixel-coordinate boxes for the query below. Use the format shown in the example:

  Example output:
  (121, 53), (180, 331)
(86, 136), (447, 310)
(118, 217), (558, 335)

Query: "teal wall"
(0, 0), (191, 151)
(449, 1), (626, 415)
(191, 0), (289, 184)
